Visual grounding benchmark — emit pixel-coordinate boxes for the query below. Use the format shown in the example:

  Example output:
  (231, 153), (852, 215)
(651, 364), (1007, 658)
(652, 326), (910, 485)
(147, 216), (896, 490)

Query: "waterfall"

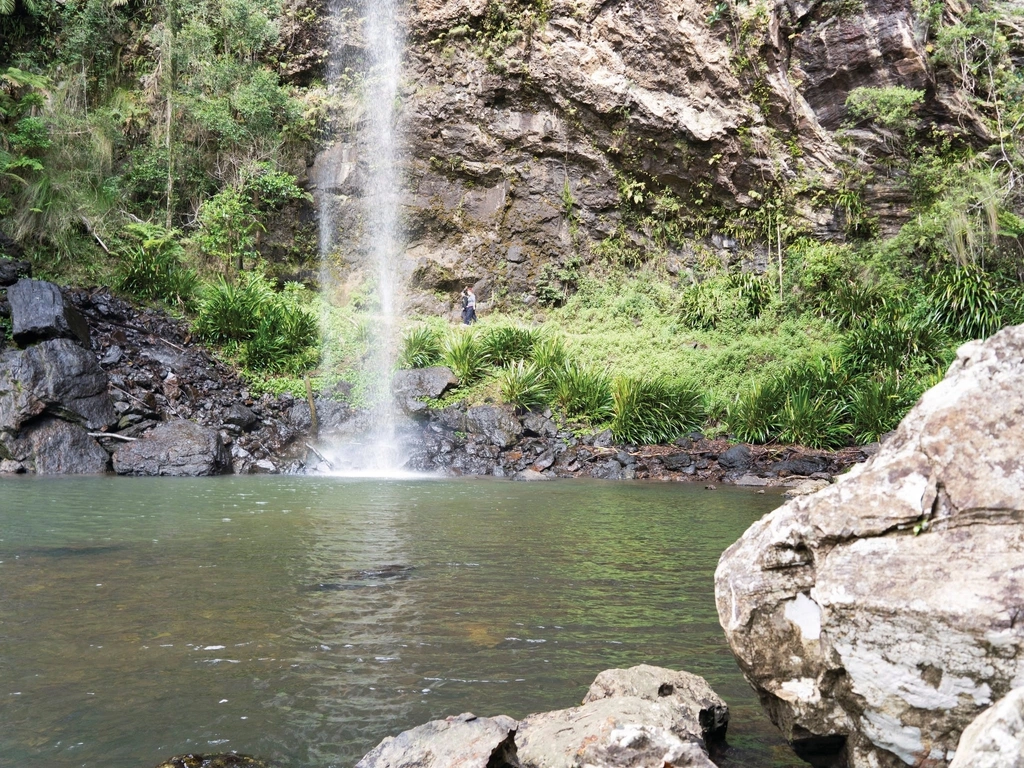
(316, 0), (410, 475)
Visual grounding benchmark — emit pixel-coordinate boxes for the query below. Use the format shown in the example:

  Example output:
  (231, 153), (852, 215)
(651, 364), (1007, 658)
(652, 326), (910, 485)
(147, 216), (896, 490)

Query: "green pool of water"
(0, 476), (800, 767)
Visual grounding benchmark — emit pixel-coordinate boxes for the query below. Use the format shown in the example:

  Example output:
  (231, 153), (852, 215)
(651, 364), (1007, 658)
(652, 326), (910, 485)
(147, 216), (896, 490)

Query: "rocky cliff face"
(714, 324), (1024, 767)
(310, 0), (972, 311)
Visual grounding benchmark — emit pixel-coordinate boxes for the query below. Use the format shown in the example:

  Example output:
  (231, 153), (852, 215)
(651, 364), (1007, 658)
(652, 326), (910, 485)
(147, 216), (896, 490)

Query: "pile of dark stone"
(67, 286), (314, 475)
(0, 260), (317, 475)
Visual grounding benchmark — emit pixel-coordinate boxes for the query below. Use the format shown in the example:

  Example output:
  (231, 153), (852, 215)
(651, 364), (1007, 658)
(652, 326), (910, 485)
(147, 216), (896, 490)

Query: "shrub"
(841, 312), (946, 374)
(611, 377), (705, 445)
(194, 276), (267, 343)
(828, 280), (887, 329)
(848, 375), (912, 443)
(677, 281), (725, 330)
(499, 360), (551, 412)
(400, 325), (443, 369)
(731, 271), (773, 319)
(776, 388), (852, 449)
(726, 378), (785, 444)
(479, 324), (541, 366)
(531, 334), (570, 372)
(442, 330), (491, 384)
(115, 223), (197, 309)
(550, 360), (614, 424)
(195, 273), (318, 372)
(929, 263), (1003, 341)
(845, 86), (924, 136)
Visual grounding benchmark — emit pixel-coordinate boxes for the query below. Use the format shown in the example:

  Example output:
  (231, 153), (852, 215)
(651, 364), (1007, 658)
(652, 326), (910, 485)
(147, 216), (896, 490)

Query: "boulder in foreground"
(950, 688), (1024, 768)
(715, 325), (1024, 767)
(113, 419), (231, 476)
(355, 712), (520, 768)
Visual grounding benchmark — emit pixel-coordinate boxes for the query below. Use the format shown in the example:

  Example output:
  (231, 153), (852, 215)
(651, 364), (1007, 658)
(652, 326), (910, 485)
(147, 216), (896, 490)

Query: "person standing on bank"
(460, 286), (477, 325)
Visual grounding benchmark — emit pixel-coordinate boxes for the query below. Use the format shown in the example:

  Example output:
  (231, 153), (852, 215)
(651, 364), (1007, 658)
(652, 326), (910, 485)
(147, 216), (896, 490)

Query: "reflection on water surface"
(0, 476), (801, 767)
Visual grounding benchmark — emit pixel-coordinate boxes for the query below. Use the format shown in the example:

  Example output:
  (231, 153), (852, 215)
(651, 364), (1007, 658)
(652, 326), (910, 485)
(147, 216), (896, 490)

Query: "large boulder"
(466, 405), (522, 448)
(8, 279), (91, 347)
(17, 418), (111, 474)
(949, 688), (1024, 768)
(392, 366), (458, 415)
(0, 338), (117, 434)
(113, 419), (231, 476)
(715, 325), (1024, 768)
(355, 712), (520, 768)
(0, 416), (112, 474)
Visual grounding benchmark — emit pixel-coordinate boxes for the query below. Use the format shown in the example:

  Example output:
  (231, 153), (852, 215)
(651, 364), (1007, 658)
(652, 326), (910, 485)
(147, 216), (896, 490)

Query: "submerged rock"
(8, 279), (91, 348)
(113, 419), (231, 476)
(950, 688), (1024, 768)
(355, 712), (520, 768)
(715, 325), (1024, 767)
(153, 755), (271, 768)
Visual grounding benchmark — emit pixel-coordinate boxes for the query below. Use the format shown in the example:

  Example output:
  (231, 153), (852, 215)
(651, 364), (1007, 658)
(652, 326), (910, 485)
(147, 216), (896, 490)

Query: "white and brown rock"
(715, 324), (1024, 767)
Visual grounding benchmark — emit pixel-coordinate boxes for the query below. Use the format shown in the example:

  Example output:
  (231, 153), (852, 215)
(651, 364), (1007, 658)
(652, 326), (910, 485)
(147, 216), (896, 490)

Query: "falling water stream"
(317, 0), (409, 474)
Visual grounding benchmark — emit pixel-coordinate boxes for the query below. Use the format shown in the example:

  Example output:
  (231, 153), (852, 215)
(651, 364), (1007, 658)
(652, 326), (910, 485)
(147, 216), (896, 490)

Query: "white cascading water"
(317, 0), (410, 475)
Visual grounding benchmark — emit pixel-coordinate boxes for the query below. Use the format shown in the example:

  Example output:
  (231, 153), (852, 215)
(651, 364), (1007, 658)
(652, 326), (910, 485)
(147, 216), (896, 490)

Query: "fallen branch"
(305, 442), (334, 469)
(89, 432), (136, 441)
(81, 217), (111, 255)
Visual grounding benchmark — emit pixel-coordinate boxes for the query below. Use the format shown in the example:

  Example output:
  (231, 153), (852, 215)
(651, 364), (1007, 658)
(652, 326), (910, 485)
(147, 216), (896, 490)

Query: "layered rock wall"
(312, 0), (967, 310)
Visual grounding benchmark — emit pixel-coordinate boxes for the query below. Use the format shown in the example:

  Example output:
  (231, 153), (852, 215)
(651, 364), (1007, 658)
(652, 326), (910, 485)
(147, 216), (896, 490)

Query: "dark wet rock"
(112, 419), (231, 476)
(582, 665), (729, 746)
(0, 338), (116, 434)
(521, 412), (557, 437)
(718, 444), (753, 471)
(99, 344), (123, 365)
(662, 452), (693, 471)
(593, 429), (614, 448)
(19, 418), (111, 474)
(589, 458), (635, 481)
(0, 256), (30, 286)
(466, 404), (522, 448)
(770, 454), (828, 476)
(355, 712), (521, 768)
(224, 403), (260, 431)
(8, 279), (91, 348)
(153, 755), (271, 768)
(393, 366), (458, 414)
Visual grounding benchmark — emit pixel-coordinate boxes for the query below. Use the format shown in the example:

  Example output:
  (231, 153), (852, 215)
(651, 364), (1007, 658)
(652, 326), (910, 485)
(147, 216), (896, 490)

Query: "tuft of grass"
(726, 378), (785, 444)
(776, 388), (852, 449)
(550, 360), (614, 425)
(479, 324), (541, 366)
(611, 377), (705, 445)
(400, 325), (443, 369)
(498, 360), (551, 412)
(442, 330), (492, 384)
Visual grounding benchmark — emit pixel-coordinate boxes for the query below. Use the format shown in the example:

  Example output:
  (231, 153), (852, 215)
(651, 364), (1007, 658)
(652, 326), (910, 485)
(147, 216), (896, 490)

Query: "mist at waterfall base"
(316, 0), (413, 476)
